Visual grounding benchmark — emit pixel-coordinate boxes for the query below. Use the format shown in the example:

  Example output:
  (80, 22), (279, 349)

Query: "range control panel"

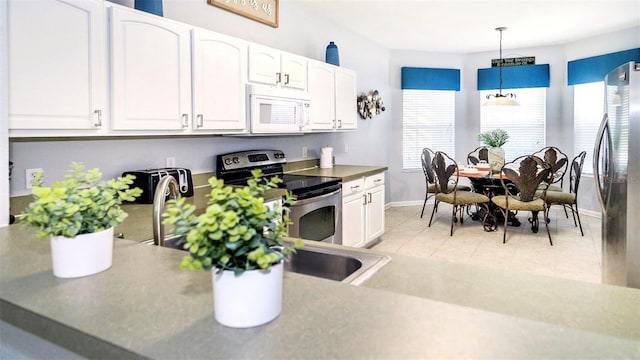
(216, 149), (287, 171)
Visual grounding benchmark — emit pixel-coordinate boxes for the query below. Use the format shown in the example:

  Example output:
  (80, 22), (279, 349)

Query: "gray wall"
(3, 0), (639, 218)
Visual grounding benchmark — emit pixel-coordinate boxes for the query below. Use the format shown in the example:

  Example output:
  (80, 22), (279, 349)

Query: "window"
(574, 82), (604, 175)
(402, 90), (455, 169)
(479, 87), (546, 160)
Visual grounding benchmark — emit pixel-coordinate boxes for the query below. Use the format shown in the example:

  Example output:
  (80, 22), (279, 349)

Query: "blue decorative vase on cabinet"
(325, 41), (340, 66)
(134, 0), (163, 16)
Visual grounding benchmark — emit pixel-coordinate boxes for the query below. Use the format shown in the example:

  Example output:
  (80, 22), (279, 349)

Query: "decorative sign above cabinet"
(207, 0), (279, 28)
(491, 56), (535, 67)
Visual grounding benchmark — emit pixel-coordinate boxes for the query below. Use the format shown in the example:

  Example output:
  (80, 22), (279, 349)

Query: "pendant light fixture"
(484, 27), (519, 106)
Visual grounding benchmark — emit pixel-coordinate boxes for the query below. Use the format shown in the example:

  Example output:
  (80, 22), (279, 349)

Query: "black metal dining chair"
(542, 151), (587, 236)
(532, 146), (568, 192)
(421, 148), (470, 218)
(467, 146), (489, 165)
(428, 151), (490, 236)
(491, 155), (554, 245)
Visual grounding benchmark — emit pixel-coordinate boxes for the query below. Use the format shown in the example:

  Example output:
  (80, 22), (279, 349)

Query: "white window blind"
(402, 90), (455, 169)
(479, 87), (546, 160)
(574, 82), (604, 175)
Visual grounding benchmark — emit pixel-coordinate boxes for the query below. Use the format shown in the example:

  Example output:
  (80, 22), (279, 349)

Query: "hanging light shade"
(484, 27), (519, 106)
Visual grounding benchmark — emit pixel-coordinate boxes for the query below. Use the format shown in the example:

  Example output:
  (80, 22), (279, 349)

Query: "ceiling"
(287, 0), (640, 53)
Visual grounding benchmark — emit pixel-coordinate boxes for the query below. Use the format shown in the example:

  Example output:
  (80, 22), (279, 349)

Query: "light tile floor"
(373, 204), (602, 284)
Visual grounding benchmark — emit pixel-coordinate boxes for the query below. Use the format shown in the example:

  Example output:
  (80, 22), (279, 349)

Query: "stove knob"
(224, 158), (232, 165)
(232, 157), (240, 164)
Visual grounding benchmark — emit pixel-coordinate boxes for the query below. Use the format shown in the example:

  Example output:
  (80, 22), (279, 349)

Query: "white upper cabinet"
(335, 67), (357, 130)
(191, 28), (247, 132)
(307, 60), (357, 131)
(8, 0), (106, 133)
(248, 44), (307, 90)
(110, 6), (191, 131)
(307, 61), (336, 130)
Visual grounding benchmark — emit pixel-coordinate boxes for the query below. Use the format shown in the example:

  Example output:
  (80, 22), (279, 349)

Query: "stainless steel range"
(216, 150), (342, 244)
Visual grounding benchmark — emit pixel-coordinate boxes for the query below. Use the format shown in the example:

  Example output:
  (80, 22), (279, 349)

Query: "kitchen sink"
(143, 237), (390, 286)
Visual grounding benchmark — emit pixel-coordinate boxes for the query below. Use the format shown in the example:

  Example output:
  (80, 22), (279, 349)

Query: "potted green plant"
(163, 169), (302, 328)
(20, 162), (142, 278)
(477, 128), (509, 172)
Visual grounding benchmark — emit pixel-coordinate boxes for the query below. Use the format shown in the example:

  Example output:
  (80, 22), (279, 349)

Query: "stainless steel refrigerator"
(594, 61), (640, 288)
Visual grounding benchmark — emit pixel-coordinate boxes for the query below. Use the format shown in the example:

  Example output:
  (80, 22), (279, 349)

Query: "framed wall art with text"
(207, 0), (279, 28)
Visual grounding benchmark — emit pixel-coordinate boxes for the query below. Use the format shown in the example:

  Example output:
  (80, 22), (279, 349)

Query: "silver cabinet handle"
(362, 194), (367, 205)
(284, 74), (290, 85)
(276, 72), (282, 84)
(93, 109), (102, 127)
(197, 114), (204, 128)
(181, 114), (189, 127)
(337, 120), (343, 128)
(368, 192), (372, 203)
(350, 185), (360, 191)
(374, 179), (382, 183)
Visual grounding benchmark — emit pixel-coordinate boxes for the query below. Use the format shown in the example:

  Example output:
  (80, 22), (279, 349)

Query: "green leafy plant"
(477, 128), (509, 147)
(163, 169), (302, 276)
(21, 162), (142, 238)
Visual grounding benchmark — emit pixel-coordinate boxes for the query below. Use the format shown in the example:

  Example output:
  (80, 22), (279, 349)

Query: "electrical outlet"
(302, 146), (308, 158)
(166, 157), (176, 168)
(25, 168), (43, 189)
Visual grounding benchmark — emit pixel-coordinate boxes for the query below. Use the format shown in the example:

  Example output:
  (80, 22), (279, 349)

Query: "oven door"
(288, 188), (342, 244)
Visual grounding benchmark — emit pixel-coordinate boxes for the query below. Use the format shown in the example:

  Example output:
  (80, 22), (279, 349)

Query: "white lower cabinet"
(341, 178), (366, 247)
(341, 172), (385, 247)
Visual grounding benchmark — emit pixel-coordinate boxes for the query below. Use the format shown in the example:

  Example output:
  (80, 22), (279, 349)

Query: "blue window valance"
(477, 64), (550, 90)
(401, 67), (460, 91)
(567, 48), (640, 85)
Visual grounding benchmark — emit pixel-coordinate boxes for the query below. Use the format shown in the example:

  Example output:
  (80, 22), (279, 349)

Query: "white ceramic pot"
(488, 147), (505, 173)
(50, 227), (114, 278)
(212, 262), (283, 328)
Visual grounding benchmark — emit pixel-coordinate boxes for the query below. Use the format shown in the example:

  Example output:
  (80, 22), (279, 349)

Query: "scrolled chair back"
(501, 155), (553, 202)
(431, 151), (459, 194)
(570, 151), (587, 194)
(531, 146), (568, 185)
(467, 146), (489, 165)
(421, 148), (436, 184)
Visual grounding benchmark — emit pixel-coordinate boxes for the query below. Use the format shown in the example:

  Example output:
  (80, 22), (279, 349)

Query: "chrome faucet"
(153, 175), (180, 246)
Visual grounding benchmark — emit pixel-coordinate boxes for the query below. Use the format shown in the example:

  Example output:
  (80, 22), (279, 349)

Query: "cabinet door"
(335, 67), (357, 130)
(342, 193), (366, 248)
(366, 185), (385, 242)
(248, 44), (280, 85)
(307, 61), (336, 130)
(281, 53), (307, 90)
(110, 7), (191, 131)
(8, 0), (105, 131)
(192, 29), (247, 132)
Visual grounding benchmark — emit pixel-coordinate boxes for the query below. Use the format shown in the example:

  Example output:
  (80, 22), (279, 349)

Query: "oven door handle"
(290, 188), (342, 206)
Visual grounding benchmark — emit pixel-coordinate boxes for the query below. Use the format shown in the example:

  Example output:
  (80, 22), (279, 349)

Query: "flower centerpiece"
(20, 162), (142, 278)
(477, 129), (509, 172)
(163, 169), (302, 328)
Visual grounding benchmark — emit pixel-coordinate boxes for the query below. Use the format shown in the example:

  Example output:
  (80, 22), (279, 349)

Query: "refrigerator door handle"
(593, 113), (610, 213)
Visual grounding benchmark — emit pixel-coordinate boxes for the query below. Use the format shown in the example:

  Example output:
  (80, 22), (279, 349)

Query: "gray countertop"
(1, 225), (639, 359)
(287, 164), (388, 182)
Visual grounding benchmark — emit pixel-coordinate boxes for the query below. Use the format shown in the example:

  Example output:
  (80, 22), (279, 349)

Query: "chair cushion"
(543, 191), (576, 204)
(491, 195), (545, 211)
(436, 191), (489, 205)
(538, 184), (563, 192)
(428, 184), (471, 193)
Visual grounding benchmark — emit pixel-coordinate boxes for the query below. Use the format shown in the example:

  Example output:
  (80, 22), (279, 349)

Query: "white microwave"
(248, 84), (312, 133)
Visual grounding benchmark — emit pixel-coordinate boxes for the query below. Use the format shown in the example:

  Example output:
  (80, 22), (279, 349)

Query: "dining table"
(457, 166), (523, 232)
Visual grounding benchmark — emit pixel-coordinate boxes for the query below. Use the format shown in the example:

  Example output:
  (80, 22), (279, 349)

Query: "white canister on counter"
(320, 146), (333, 169)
